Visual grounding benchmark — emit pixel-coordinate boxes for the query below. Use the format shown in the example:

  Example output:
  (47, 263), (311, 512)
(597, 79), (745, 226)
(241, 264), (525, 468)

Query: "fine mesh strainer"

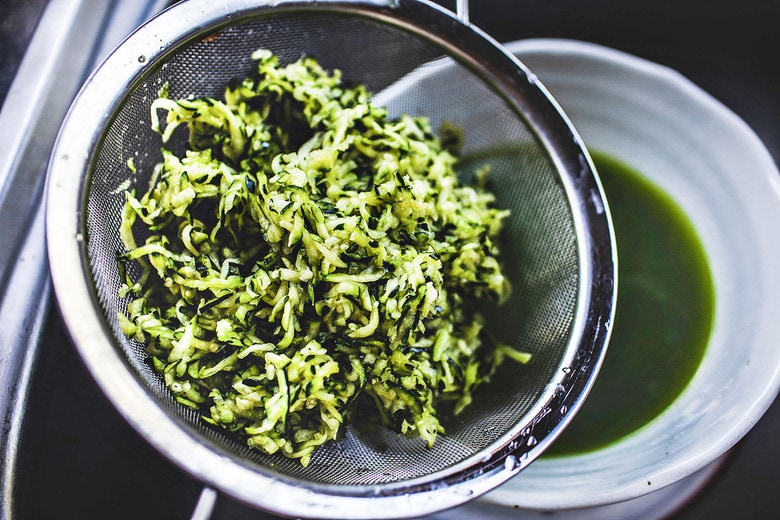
(45, 0), (615, 518)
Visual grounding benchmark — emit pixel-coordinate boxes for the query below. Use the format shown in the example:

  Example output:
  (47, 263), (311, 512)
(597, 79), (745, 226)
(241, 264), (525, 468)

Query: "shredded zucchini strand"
(117, 49), (525, 466)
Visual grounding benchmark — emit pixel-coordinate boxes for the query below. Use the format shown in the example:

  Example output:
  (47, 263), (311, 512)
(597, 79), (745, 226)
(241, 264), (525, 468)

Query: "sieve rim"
(44, 0), (616, 517)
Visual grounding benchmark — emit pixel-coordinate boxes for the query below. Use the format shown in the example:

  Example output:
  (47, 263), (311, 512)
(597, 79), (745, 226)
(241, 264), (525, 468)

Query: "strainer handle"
(456, 0), (470, 23)
(190, 486), (218, 520)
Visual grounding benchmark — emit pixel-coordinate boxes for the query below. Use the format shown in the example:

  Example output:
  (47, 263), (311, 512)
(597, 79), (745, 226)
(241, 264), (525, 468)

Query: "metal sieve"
(45, 0), (615, 518)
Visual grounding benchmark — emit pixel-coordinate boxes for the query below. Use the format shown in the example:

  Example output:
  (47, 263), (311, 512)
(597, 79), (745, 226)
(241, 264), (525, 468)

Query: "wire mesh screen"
(85, 10), (577, 487)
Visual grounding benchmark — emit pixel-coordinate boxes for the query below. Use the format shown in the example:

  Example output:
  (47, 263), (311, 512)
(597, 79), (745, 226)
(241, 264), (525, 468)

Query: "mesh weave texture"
(85, 11), (577, 487)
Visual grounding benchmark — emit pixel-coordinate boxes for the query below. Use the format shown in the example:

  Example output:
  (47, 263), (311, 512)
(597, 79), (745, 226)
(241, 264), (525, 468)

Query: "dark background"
(4, 1), (780, 519)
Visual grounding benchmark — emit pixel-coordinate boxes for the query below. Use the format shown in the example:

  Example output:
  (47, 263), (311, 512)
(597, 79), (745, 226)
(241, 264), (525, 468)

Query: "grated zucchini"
(117, 49), (526, 466)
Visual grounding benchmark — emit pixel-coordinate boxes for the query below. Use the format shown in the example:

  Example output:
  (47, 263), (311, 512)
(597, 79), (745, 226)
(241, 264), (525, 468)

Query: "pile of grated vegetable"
(117, 49), (528, 466)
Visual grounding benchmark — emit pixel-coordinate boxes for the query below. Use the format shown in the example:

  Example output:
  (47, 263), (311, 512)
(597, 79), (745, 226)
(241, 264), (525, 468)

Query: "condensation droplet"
(504, 455), (518, 471)
(138, 55), (147, 63)
(454, 488), (474, 497)
(75, 233), (83, 242)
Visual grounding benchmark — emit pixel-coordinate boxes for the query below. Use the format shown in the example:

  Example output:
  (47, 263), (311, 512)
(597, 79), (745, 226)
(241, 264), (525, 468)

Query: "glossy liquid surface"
(545, 151), (714, 457)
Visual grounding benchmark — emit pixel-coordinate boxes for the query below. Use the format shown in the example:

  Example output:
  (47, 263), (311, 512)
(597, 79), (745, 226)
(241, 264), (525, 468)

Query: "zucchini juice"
(545, 151), (714, 457)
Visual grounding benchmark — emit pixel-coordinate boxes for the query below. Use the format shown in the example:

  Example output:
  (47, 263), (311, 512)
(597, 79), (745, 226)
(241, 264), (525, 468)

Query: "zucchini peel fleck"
(117, 50), (527, 466)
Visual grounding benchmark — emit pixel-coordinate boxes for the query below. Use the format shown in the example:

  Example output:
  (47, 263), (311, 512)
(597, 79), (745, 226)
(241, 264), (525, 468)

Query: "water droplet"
(526, 436), (538, 447)
(453, 487), (474, 497)
(562, 366), (572, 374)
(591, 187), (606, 214)
(504, 455), (518, 471)
(560, 405), (569, 415)
(75, 233), (83, 242)
(138, 55), (147, 63)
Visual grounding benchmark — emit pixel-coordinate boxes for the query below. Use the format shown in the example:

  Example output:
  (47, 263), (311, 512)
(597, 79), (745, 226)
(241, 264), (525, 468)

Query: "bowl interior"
(485, 38), (780, 510)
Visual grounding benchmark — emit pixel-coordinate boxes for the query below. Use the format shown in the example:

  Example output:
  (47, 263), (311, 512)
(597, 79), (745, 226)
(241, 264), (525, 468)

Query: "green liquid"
(544, 151), (715, 457)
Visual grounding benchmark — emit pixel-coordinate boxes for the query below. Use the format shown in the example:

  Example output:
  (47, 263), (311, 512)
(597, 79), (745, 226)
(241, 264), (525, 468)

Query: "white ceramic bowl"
(478, 38), (780, 511)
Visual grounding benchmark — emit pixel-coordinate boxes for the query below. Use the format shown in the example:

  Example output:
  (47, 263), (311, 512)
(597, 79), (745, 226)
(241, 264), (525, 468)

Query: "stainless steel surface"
(44, 0), (614, 517)
(2, 1), (779, 519)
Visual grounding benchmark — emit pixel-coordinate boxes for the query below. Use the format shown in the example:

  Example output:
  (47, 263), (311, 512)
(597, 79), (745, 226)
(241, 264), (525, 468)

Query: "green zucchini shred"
(117, 49), (527, 467)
